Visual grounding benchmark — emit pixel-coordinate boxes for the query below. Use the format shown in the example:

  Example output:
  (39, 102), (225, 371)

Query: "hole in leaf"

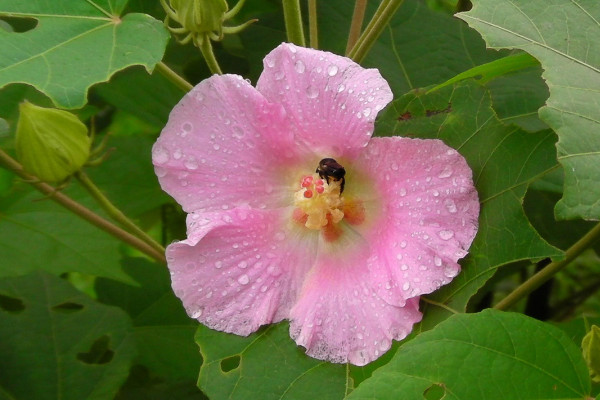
(0, 294), (25, 313)
(220, 355), (241, 372)
(77, 335), (114, 365)
(423, 383), (446, 400)
(0, 17), (38, 33)
(52, 302), (84, 313)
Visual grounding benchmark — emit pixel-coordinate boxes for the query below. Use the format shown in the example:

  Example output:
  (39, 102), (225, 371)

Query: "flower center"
(293, 174), (344, 230)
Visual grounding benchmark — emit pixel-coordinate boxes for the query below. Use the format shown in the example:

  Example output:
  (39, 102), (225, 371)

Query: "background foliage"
(0, 0), (599, 399)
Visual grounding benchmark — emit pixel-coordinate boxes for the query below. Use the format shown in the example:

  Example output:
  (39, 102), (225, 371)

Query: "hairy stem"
(349, 0), (404, 63)
(75, 171), (165, 255)
(346, 0), (367, 55)
(494, 222), (600, 311)
(0, 149), (166, 263)
(199, 37), (223, 75)
(282, 0), (306, 46)
(155, 61), (193, 92)
(308, 0), (318, 48)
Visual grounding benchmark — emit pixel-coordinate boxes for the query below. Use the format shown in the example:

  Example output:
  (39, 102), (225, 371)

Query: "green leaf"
(96, 258), (202, 382)
(0, 271), (136, 400)
(348, 310), (591, 400)
(0, 0), (169, 109)
(0, 187), (133, 283)
(196, 323), (349, 400)
(457, 0), (600, 220)
(377, 81), (563, 316)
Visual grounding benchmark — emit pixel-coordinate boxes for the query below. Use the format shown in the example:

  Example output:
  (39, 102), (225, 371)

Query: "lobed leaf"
(0, 271), (136, 400)
(457, 0), (600, 220)
(0, 0), (169, 108)
(348, 310), (591, 400)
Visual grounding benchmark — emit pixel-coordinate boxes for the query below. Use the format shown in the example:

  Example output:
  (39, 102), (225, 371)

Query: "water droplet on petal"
(215, 261), (223, 269)
(438, 230), (454, 240)
(306, 86), (319, 99)
(327, 65), (339, 76)
(155, 167), (167, 177)
(400, 241), (407, 248)
(294, 60), (306, 73)
(444, 199), (458, 213)
(438, 166), (453, 178)
(337, 84), (345, 93)
(232, 125), (245, 139)
(402, 282), (411, 291)
(191, 309), (203, 318)
(238, 274), (250, 285)
(274, 231), (286, 241)
(266, 57), (275, 68)
(184, 157), (198, 170)
(238, 261), (248, 269)
(434, 256), (442, 267)
(444, 266), (458, 278)
(363, 108), (371, 117)
(153, 145), (169, 164)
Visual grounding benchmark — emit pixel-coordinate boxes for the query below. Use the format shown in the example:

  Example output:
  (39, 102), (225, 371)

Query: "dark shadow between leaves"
(0, 294), (25, 313)
(423, 383), (446, 400)
(52, 302), (85, 313)
(220, 355), (241, 373)
(77, 335), (114, 365)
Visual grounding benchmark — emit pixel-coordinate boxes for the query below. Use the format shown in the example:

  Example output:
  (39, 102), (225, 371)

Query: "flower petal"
(153, 74), (300, 213)
(167, 208), (317, 336)
(290, 252), (422, 366)
(353, 137), (479, 305)
(257, 43), (393, 158)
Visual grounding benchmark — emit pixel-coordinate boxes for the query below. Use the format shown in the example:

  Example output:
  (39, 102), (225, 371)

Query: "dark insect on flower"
(316, 158), (346, 193)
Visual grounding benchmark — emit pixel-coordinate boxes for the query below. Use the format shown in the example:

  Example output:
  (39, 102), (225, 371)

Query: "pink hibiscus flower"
(153, 43), (479, 365)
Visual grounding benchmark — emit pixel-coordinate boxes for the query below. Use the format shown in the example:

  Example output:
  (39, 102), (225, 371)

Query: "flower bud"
(16, 102), (90, 183)
(582, 325), (600, 383)
(166, 0), (228, 37)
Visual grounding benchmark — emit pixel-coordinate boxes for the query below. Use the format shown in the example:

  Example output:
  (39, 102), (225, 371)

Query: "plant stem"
(0, 149), (166, 264)
(199, 37), (223, 75)
(421, 297), (459, 314)
(155, 61), (193, 92)
(308, 0), (318, 48)
(282, 0), (306, 46)
(494, 222), (600, 311)
(75, 171), (165, 255)
(346, 0), (367, 55)
(349, 0), (404, 64)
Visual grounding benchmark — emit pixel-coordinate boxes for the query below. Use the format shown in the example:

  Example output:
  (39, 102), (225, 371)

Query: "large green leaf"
(348, 310), (591, 400)
(0, 271), (136, 400)
(377, 81), (563, 318)
(457, 0), (600, 220)
(196, 323), (349, 400)
(96, 258), (201, 383)
(0, 0), (169, 109)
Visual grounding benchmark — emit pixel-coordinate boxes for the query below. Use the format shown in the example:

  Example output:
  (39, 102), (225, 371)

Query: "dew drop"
(191, 309), (203, 319)
(396, 253), (403, 260)
(238, 261), (248, 269)
(363, 108), (372, 117)
(215, 261), (223, 269)
(402, 282), (411, 291)
(327, 65), (339, 76)
(274, 71), (284, 80)
(391, 162), (399, 171)
(266, 57), (275, 68)
(274, 231), (286, 241)
(184, 158), (198, 170)
(155, 167), (167, 177)
(294, 60), (306, 73)
(400, 241), (407, 248)
(444, 267), (458, 278)
(213, 144), (221, 151)
(438, 166), (453, 178)
(434, 256), (442, 267)
(337, 84), (345, 93)
(173, 149), (183, 160)
(238, 274), (250, 285)
(444, 199), (458, 213)
(399, 188), (407, 197)
(306, 86), (319, 99)
(260, 285), (268, 292)
(232, 125), (245, 139)
(438, 230), (454, 240)
(182, 122), (193, 132)
(152, 145), (169, 164)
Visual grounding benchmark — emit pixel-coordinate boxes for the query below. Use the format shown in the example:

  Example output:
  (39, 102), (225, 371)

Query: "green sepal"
(166, 0), (228, 36)
(582, 325), (600, 383)
(15, 102), (90, 183)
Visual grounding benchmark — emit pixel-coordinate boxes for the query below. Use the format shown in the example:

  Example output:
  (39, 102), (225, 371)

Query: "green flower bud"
(165, 0), (228, 37)
(582, 325), (600, 383)
(16, 102), (90, 183)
